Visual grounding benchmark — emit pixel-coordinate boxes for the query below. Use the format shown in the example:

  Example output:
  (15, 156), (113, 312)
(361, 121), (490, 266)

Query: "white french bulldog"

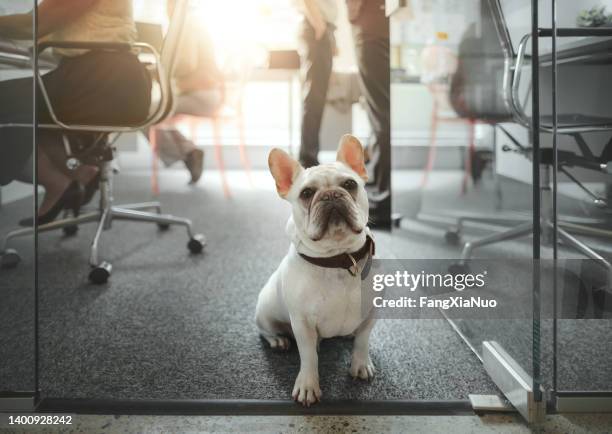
(255, 134), (376, 406)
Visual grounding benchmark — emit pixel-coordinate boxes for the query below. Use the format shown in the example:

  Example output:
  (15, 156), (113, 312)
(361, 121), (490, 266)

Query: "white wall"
(504, 0), (612, 54)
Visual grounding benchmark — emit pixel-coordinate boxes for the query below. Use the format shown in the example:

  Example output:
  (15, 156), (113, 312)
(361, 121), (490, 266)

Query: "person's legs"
(40, 51), (149, 195)
(155, 90), (224, 183)
(0, 73), (89, 215)
(175, 89), (223, 117)
(155, 125), (204, 184)
(156, 128), (193, 167)
(352, 30), (391, 226)
(39, 132), (99, 185)
(0, 74), (81, 218)
(43, 51), (152, 126)
(13, 133), (95, 219)
(298, 22), (334, 168)
(0, 76), (35, 186)
(35, 147), (74, 216)
(4, 51), (152, 223)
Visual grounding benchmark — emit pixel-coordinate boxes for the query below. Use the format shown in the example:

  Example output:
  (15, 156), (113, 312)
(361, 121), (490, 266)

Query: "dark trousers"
(298, 21), (335, 168)
(352, 26), (391, 221)
(0, 51), (151, 185)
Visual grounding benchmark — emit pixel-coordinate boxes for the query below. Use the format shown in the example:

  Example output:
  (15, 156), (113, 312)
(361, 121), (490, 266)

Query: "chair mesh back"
(448, 0), (512, 121)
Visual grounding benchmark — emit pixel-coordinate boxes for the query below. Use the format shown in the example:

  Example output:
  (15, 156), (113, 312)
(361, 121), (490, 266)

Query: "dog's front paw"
(291, 371), (321, 406)
(350, 357), (376, 381)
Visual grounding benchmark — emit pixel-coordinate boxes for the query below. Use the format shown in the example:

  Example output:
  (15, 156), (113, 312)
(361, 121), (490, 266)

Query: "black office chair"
(440, 0), (612, 282)
(0, 0), (205, 283)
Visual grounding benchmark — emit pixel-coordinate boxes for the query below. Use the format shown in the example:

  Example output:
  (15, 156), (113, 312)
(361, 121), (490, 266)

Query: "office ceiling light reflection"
(194, 0), (301, 67)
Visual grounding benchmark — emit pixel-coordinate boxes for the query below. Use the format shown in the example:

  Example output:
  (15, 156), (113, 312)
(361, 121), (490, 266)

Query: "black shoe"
(367, 191), (392, 230)
(369, 213), (392, 230)
(368, 203), (392, 230)
(185, 149), (204, 184)
(19, 181), (83, 227)
(299, 158), (319, 169)
(81, 172), (101, 206)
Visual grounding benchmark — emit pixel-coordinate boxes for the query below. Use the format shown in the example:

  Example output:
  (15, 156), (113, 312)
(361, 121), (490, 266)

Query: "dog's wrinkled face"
(268, 135), (369, 247)
(293, 164), (366, 242)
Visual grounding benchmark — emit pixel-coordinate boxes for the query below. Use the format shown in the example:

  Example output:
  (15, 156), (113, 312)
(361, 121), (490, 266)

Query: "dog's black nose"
(321, 190), (343, 201)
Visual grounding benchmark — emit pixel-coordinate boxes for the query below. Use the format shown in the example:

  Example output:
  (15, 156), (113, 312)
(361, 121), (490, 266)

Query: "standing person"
(297, 0), (338, 168)
(346, 0), (391, 228)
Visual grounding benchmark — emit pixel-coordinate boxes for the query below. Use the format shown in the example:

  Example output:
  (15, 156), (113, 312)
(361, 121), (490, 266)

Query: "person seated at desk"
(151, 0), (224, 185)
(0, 0), (151, 225)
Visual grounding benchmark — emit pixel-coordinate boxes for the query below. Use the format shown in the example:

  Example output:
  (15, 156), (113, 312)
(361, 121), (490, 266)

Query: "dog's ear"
(268, 148), (303, 198)
(337, 134), (368, 181)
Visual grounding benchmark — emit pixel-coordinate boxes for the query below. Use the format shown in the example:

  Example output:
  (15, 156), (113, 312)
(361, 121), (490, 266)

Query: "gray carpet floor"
(0, 194), (36, 393)
(35, 171), (500, 400)
(2, 170), (500, 400)
(1, 168), (610, 400)
(392, 171), (612, 392)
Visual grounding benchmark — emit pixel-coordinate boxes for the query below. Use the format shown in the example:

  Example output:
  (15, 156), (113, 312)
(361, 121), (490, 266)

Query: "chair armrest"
(37, 40), (134, 53)
(510, 32), (612, 133)
(34, 41), (167, 133)
(509, 34), (532, 128)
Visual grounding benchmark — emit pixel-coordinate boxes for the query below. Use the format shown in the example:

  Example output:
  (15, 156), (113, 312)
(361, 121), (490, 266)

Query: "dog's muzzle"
(310, 189), (362, 240)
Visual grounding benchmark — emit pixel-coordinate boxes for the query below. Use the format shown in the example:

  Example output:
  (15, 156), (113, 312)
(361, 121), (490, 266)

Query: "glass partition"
(541, 0), (612, 406)
(389, 0), (612, 417)
(389, 0), (543, 418)
(0, 0), (37, 409)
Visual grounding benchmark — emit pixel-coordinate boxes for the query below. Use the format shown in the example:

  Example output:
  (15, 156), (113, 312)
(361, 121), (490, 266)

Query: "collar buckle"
(347, 253), (359, 276)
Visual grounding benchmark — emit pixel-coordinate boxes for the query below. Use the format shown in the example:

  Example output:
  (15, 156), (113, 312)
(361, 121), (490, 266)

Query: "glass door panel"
(542, 0), (612, 410)
(389, 0), (543, 421)
(0, 0), (38, 410)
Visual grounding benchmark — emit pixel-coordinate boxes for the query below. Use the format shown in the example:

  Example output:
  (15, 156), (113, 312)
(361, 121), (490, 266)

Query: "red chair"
(421, 82), (478, 195)
(419, 42), (477, 194)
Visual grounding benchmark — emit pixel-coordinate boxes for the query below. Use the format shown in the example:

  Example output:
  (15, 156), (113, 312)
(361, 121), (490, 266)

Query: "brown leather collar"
(299, 235), (375, 277)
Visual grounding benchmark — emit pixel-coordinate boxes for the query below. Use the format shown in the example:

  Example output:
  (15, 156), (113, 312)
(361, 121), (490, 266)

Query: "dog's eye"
(300, 188), (315, 199)
(342, 179), (358, 190)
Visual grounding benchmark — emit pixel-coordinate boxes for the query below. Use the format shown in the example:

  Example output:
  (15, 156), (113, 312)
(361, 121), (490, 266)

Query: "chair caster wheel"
(187, 234), (206, 254)
(1, 249), (21, 268)
(89, 261), (112, 284)
(63, 225), (79, 236)
(445, 229), (461, 245)
(157, 223), (170, 231)
(449, 262), (470, 275)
